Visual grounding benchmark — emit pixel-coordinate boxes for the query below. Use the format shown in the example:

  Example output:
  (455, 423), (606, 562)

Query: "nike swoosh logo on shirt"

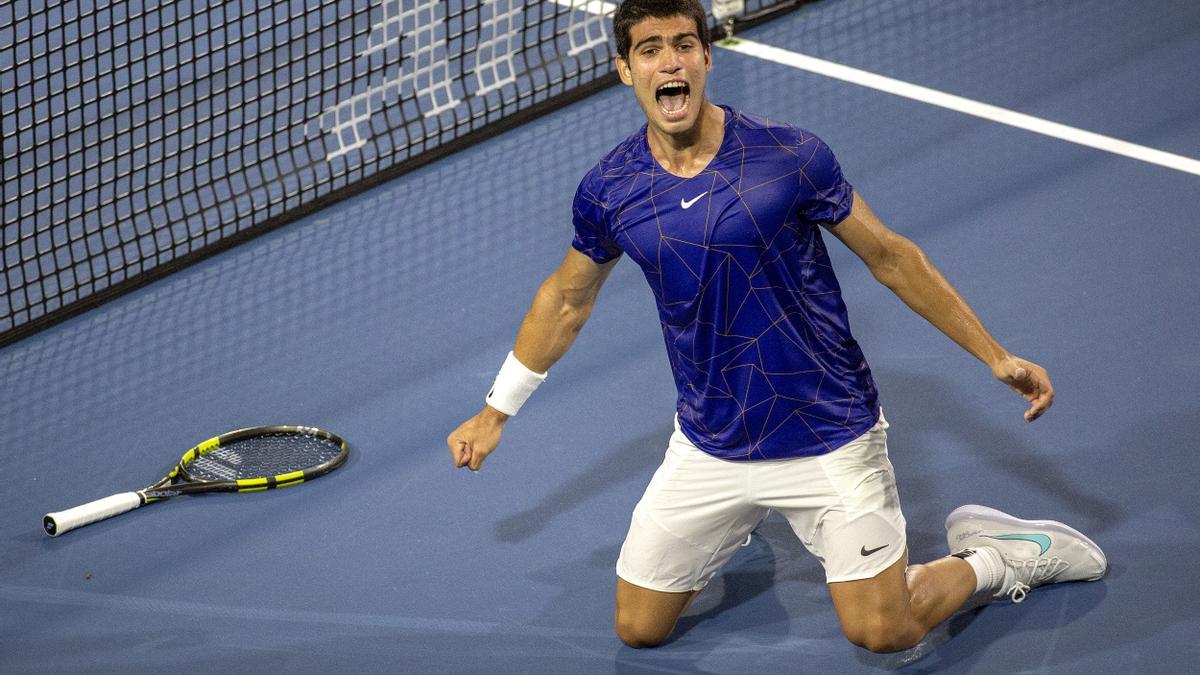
(860, 544), (889, 557)
(680, 192), (707, 209)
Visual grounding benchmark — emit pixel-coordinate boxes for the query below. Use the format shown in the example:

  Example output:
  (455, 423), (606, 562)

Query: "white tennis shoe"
(946, 504), (1108, 603)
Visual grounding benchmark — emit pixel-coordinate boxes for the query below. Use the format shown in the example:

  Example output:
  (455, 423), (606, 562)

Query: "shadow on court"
(582, 363), (1146, 670)
(873, 366), (1123, 534)
(495, 428), (673, 544)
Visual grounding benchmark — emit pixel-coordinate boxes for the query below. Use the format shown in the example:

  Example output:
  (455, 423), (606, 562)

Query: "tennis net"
(0, 0), (800, 346)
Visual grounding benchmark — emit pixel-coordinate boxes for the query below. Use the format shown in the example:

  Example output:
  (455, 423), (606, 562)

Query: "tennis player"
(447, 0), (1106, 652)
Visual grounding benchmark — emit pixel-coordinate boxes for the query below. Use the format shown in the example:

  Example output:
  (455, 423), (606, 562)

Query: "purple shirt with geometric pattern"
(572, 105), (879, 460)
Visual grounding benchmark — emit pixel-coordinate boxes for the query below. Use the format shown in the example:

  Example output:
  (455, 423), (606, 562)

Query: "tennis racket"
(44, 425), (348, 536)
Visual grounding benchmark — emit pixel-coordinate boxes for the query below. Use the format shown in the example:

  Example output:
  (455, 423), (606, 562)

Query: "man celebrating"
(447, 0), (1106, 652)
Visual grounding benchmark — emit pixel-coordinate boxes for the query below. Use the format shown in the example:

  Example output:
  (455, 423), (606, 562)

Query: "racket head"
(165, 425), (348, 495)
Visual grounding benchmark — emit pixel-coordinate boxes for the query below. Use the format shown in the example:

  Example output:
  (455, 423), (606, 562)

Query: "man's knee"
(613, 578), (695, 648)
(842, 614), (923, 654)
(614, 613), (671, 649)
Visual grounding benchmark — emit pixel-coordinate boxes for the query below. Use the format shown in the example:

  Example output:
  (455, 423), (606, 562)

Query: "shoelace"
(1004, 556), (1069, 603)
(1007, 581), (1031, 603)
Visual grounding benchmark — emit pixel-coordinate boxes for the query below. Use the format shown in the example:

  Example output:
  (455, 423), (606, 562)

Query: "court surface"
(3, 0), (1198, 671)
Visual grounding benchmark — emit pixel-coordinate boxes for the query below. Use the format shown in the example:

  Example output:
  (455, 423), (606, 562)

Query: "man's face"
(617, 14), (711, 137)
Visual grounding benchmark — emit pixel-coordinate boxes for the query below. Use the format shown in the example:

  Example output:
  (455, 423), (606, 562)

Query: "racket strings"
(185, 433), (342, 481)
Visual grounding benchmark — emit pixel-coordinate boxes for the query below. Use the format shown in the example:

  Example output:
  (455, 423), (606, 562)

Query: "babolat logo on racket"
(42, 425), (349, 536)
(143, 489), (184, 499)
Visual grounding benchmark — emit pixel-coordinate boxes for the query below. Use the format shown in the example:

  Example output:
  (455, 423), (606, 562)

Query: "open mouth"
(655, 80), (691, 121)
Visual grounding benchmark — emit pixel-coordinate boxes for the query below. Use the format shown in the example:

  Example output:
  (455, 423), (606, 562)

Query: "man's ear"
(616, 56), (633, 86)
(705, 46), (712, 71)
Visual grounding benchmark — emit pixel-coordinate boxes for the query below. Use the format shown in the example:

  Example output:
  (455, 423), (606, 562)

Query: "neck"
(647, 101), (725, 178)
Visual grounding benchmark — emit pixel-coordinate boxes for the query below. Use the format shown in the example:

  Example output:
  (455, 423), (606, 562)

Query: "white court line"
(720, 38), (1200, 177)
(547, 0), (1199, 177)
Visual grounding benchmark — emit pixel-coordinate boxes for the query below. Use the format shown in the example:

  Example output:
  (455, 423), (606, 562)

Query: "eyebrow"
(631, 31), (700, 53)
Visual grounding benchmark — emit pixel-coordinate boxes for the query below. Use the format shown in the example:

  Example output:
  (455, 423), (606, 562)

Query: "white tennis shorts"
(616, 412), (906, 592)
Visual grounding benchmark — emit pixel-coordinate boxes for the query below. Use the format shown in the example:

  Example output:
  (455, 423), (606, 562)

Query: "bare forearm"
(877, 240), (1007, 368)
(449, 281), (582, 464)
(832, 196), (1052, 420)
(512, 279), (595, 373)
(448, 248), (613, 470)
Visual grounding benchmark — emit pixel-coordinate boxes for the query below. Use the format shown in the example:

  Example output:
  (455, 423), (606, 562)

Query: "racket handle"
(43, 492), (143, 536)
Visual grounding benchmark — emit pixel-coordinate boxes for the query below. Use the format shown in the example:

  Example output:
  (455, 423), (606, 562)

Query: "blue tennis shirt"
(571, 105), (880, 460)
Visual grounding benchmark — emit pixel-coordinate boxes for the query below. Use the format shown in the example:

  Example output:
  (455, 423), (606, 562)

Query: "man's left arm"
(825, 192), (1053, 422)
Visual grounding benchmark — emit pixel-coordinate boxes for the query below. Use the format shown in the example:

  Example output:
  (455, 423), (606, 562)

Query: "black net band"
(1, 0), (795, 346)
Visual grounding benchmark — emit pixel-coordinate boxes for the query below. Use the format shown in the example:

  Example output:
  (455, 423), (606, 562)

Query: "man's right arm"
(446, 247), (618, 471)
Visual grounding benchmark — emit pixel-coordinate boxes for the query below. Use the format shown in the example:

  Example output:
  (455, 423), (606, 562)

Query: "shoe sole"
(946, 504), (1108, 579)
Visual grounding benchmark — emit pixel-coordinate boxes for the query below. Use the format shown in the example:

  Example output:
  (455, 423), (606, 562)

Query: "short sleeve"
(796, 135), (855, 226)
(571, 167), (623, 264)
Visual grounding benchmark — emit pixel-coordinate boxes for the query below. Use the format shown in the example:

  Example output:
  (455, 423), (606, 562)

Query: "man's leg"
(829, 503), (1109, 654)
(613, 423), (766, 648)
(614, 578), (698, 648)
(767, 412), (976, 653)
(827, 550), (975, 653)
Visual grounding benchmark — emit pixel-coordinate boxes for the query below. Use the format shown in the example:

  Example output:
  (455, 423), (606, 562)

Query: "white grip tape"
(484, 351), (547, 416)
(44, 492), (142, 536)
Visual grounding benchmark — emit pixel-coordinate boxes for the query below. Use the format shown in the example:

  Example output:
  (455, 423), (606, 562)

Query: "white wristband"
(485, 351), (547, 416)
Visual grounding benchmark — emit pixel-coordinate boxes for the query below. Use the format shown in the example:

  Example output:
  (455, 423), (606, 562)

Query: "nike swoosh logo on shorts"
(680, 192), (707, 209)
(860, 544), (889, 557)
(985, 533), (1052, 555)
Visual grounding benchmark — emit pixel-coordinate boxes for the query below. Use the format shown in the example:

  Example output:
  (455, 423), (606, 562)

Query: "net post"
(713, 0), (746, 43)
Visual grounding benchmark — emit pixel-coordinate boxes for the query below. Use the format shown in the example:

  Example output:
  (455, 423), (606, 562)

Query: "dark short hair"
(613, 0), (710, 61)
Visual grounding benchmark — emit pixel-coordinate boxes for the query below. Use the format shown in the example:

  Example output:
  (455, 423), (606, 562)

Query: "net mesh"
(0, 0), (795, 346)
(186, 431), (343, 481)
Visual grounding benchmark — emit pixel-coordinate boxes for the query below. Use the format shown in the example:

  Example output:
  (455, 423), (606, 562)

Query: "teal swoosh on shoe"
(985, 533), (1052, 555)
